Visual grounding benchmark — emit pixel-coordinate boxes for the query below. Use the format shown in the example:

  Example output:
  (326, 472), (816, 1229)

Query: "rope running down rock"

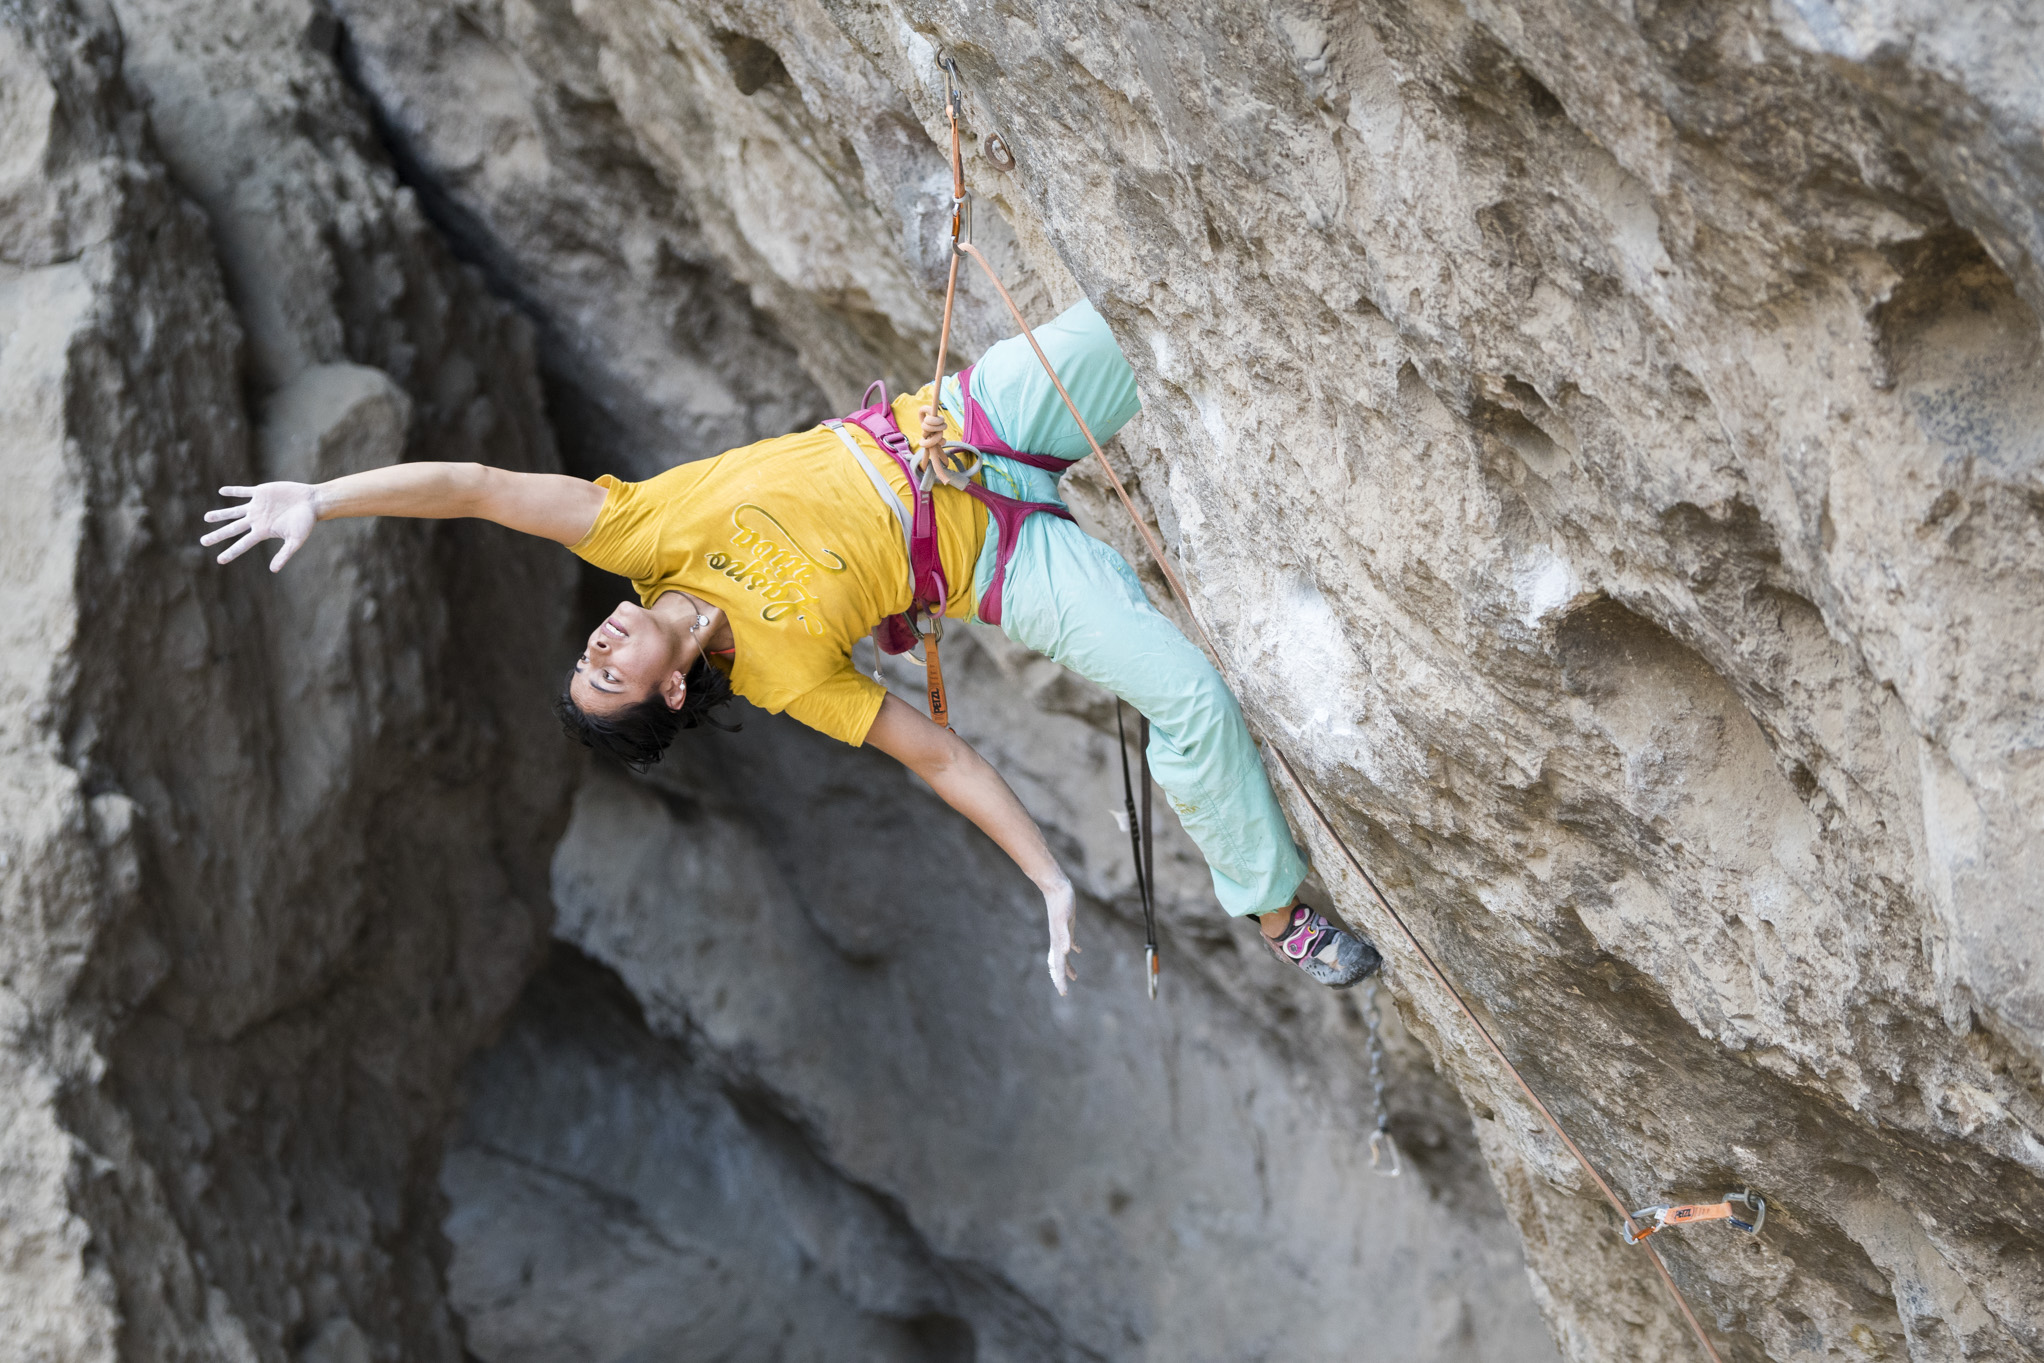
(934, 105), (1730, 1358)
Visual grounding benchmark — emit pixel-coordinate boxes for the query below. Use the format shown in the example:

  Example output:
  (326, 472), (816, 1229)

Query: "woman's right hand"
(201, 482), (319, 571)
(1044, 875), (1080, 996)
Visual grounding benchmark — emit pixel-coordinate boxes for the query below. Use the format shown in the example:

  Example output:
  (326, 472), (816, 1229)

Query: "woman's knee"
(1184, 658), (1243, 723)
(1143, 659), (1248, 760)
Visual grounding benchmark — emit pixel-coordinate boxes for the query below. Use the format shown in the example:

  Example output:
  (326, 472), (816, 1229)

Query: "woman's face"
(569, 600), (691, 715)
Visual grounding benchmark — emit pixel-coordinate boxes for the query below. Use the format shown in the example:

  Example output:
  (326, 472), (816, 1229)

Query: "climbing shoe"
(1261, 903), (1381, 989)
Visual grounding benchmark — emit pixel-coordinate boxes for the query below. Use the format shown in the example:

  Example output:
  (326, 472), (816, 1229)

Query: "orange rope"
(907, 63), (973, 728)
(946, 235), (1728, 1363)
(928, 70), (966, 410)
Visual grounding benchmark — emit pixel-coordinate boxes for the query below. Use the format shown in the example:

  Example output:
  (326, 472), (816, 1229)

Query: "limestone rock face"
(0, 1), (573, 1358)
(4, 0), (2041, 1361)
(330, 1), (2044, 1361)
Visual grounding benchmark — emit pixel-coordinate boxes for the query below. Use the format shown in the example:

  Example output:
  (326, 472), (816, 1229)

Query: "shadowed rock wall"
(440, 654), (1552, 1363)
(2, 1), (1552, 1360)
(0, 1), (572, 1357)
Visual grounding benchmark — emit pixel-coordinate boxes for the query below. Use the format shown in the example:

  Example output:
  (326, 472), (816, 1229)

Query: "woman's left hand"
(202, 482), (320, 571)
(1043, 876), (1079, 995)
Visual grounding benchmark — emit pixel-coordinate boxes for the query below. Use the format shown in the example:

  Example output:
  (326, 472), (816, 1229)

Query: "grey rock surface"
(443, 657), (1552, 1363)
(3, 0), (2041, 1361)
(332, 1), (2044, 1360)
(0, 0), (573, 1358)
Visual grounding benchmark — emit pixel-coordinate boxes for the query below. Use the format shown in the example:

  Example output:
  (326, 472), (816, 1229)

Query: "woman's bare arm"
(202, 463), (606, 571)
(864, 693), (1080, 994)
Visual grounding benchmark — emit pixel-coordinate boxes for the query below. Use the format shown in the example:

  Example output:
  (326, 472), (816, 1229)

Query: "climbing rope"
(923, 67), (1735, 1363)
(903, 58), (973, 731)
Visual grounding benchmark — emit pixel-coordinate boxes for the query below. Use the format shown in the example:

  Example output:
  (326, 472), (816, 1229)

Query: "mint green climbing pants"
(943, 301), (1310, 918)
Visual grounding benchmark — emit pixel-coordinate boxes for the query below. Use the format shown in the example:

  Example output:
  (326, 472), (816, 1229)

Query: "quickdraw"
(1623, 1190), (1767, 1245)
(1114, 703), (1160, 1000)
(833, 58), (1072, 730)
(912, 56), (973, 729)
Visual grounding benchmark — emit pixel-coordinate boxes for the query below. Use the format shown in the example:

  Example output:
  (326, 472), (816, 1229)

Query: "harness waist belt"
(825, 379), (1071, 648)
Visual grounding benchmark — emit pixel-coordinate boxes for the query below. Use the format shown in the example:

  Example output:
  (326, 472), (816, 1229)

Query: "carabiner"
(1368, 1128), (1402, 1178)
(940, 56), (963, 124)
(935, 440), (983, 487)
(903, 610), (943, 666)
(1621, 1206), (1670, 1245)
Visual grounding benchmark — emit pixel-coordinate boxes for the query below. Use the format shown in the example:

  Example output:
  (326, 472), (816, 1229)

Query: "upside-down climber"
(201, 299), (1381, 996)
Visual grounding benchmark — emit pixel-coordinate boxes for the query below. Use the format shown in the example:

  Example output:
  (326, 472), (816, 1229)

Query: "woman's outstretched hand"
(1043, 875), (1080, 996)
(862, 695), (1078, 996)
(201, 483), (318, 571)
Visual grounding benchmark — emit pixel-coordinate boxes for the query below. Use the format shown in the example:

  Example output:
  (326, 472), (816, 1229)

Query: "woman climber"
(201, 301), (1380, 995)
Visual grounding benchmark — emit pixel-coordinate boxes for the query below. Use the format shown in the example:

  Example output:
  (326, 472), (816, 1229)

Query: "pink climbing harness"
(951, 363), (1082, 474)
(824, 378), (1073, 650)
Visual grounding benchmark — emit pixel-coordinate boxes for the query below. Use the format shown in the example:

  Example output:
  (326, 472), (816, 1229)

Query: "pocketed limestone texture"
(333, 2), (2044, 1360)
(3, 0), (2040, 1361)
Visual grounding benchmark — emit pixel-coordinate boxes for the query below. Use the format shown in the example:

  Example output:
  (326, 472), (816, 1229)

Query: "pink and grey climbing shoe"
(1260, 903), (1381, 989)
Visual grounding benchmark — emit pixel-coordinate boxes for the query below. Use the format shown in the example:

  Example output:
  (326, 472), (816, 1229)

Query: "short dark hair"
(554, 656), (739, 772)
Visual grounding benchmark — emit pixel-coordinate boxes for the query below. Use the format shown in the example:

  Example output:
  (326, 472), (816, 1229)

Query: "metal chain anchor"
(1363, 978), (1402, 1177)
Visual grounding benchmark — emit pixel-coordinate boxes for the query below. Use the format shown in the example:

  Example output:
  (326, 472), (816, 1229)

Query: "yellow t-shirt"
(569, 386), (985, 745)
